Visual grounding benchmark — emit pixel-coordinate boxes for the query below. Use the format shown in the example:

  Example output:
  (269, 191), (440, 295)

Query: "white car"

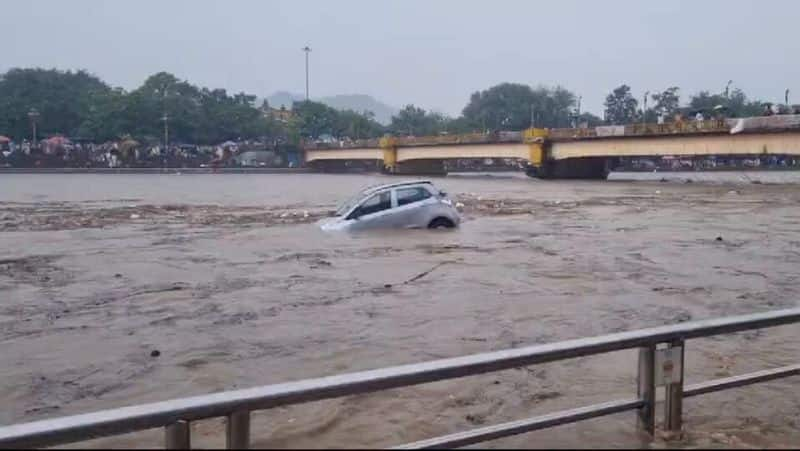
(319, 181), (461, 232)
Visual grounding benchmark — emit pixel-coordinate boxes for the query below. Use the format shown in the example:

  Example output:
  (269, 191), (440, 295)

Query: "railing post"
(664, 339), (685, 434)
(226, 410), (250, 449)
(636, 345), (656, 435)
(165, 420), (191, 449)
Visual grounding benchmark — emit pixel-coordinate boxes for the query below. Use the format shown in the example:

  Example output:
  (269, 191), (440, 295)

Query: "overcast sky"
(4, 0), (800, 116)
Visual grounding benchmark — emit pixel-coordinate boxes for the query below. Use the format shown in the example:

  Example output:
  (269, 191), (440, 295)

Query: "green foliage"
(603, 85), (639, 125)
(0, 68), (111, 140)
(335, 110), (384, 139)
(461, 83), (577, 130)
(651, 87), (681, 120)
(292, 100), (342, 138)
(689, 89), (763, 118)
(0, 67), (782, 146)
(577, 112), (604, 127)
(390, 105), (447, 136)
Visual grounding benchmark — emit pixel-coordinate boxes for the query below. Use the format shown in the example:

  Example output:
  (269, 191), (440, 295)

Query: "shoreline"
(0, 167), (313, 174)
(2, 167), (800, 174)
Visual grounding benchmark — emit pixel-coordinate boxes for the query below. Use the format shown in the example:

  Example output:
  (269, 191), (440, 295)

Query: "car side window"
(396, 187), (432, 206)
(354, 191), (392, 217)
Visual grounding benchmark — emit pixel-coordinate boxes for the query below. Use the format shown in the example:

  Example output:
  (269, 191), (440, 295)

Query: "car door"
(392, 186), (436, 228)
(347, 190), (394, 230)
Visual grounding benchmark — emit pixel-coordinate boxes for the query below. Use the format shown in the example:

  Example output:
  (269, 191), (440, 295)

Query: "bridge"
(304, 115), (800, 179)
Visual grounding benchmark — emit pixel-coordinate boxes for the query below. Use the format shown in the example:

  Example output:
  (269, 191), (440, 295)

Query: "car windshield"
(335, 185), (380, 216)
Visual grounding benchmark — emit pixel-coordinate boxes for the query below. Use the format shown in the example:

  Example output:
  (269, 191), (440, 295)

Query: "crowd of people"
(621, 155), (800, 172)
(0, 137), (298, 169)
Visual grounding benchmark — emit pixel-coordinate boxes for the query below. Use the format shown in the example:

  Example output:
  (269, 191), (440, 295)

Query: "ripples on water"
(1, 171), (800, 448)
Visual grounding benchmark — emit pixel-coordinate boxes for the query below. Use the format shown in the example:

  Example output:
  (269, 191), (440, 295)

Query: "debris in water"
(150, 350), (161, 358)
(114, 273), (123, 278)
(130, 214), (140, 219)
(279, 212), (289, 218)
(655, 190), (661, 195)
(716, 236), (724, 242)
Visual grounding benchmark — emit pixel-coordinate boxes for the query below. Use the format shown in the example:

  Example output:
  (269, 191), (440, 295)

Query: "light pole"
(529, 105), (535, 128)
(786, 89), (791, 107)
(302, 46), (312, 101)
(28, 108), (40, 149)
(161, 114), (169, 151)
(725, 80), (733, 99)
(643, 91), (650, 126)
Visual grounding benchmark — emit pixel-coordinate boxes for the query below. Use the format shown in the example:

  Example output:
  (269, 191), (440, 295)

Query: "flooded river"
(2, 172), (800, 448)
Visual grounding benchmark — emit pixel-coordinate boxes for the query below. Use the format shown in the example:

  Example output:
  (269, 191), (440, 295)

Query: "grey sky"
(4, 0), (800, 116)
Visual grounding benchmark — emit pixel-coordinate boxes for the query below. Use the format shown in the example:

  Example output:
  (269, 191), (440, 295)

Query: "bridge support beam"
(530, 157), (611, 180)
(309, 159), (382, 173)
(392, 159), (448, 176)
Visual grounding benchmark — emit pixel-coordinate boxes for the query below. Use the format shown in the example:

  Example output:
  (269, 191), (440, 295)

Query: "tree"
(690, 88), (763, 118)
(651, 87), (681, 121)
(389, 105), (446, 136)
(443, 116), (480, 134)
(335, 110), (384, 139)
(603, 85), (638, 125)
(577, 112), (604, 127)
(0, 68), (111, 140)
(462, 83), (577, 131)
(292, 100), (340, 139)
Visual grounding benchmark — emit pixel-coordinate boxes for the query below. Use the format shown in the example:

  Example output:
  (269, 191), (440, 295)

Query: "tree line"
(0, 68), (783, 144)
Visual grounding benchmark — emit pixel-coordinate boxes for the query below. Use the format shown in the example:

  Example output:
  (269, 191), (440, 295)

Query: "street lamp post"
(161, 114), (169, 151)
(725, 80), (733, 99)
(28, 108), (40, 149)
(643, 91), (650, 126)
(302, 46), (312, 101)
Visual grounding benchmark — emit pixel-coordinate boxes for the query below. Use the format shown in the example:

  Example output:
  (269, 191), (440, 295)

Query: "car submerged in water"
(319, 180), (461, 232)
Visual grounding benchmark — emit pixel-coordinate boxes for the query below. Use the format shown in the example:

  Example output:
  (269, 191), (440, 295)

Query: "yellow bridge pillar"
(379, 137), (398, 173)
(523, 128), (549, 167)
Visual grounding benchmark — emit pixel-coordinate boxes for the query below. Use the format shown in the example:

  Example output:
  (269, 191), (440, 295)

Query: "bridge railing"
(300, 138), (383, 150)
(2, 308), (800, 449)
(549, 119), (731, 141)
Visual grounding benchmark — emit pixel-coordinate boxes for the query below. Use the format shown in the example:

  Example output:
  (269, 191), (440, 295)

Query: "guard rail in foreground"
(2, 308), (800, 449)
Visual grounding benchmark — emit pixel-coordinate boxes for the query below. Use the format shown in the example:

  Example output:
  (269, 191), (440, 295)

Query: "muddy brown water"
(2, 172), (800, 448)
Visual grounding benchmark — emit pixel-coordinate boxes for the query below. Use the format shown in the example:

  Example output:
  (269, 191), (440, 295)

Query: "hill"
(264, 92), (398, 124)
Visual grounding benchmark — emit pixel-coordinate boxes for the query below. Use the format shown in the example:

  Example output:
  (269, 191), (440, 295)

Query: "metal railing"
(2, 308), (800, 449)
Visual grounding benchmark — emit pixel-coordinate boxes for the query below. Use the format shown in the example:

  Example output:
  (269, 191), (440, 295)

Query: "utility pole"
(302, 46), (312, 101)
(786, 89), (791, 107)
(725, 80), (733, 99)
(643, 91), (650, 126)
(28, 108), (40, 149)
(161, 114), (169, 151)
(530, 105), (535, 128)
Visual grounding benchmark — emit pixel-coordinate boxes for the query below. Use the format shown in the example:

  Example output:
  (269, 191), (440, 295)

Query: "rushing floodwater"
(2, 172), (800, 448)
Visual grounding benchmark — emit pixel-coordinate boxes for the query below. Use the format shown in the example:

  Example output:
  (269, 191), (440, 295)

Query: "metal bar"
(2, 307), (800, 449)
(392, 398), (643, 449)
(226, 411), (250, 449)
(664, 340), (685, 433)
(636, 345), (656, 435)
(684, 364), (800, 398)
(165, 420), (190, 449)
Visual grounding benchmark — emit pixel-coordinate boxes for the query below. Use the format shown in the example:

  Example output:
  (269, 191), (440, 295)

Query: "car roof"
(358, 180), (434, 197)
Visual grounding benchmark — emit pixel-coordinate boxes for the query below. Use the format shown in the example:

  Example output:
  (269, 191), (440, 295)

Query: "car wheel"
(428, 217), (455, 229)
